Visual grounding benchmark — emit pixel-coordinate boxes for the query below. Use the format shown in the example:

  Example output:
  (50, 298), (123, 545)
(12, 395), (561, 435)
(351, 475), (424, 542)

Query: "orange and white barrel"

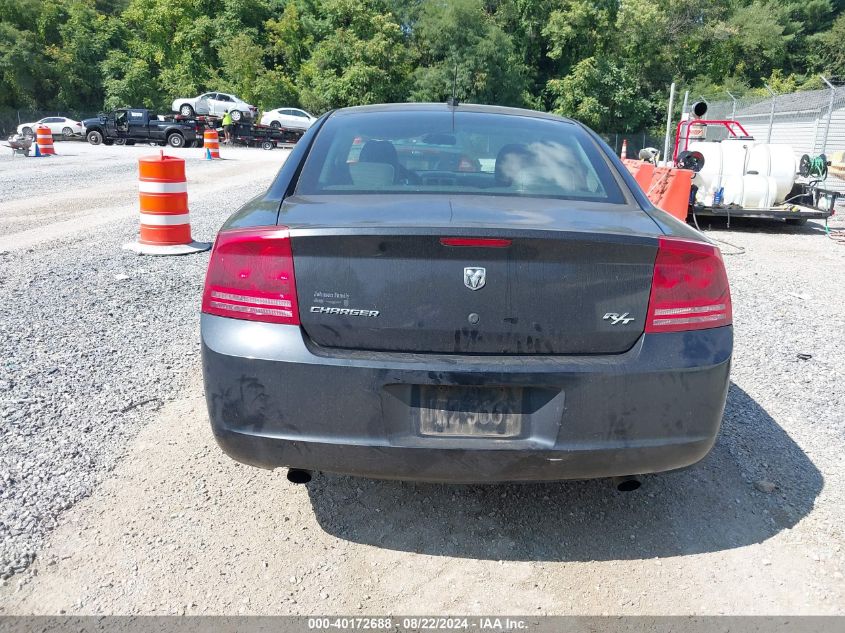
(204, 129), (220, 159)
(123, 152), (210, 256)
(36, 125), (55, 156)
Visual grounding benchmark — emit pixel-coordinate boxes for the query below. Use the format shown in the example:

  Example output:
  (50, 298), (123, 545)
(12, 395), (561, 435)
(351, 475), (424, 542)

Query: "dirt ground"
(3, 367), (844, 615)
(1, 142), (844, 615)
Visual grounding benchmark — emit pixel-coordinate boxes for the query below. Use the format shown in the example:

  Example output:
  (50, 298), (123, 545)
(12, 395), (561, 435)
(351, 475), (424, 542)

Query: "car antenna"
(447, 62), (459, 132)
(447, 62), (460, 107)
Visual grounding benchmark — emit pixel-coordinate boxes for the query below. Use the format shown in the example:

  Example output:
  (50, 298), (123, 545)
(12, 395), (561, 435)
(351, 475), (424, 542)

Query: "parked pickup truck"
(82, 108), (203, 148)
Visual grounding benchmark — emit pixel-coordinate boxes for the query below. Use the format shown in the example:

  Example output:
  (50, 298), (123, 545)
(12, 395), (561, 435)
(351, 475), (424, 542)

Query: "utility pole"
(663, 82), (676, 165)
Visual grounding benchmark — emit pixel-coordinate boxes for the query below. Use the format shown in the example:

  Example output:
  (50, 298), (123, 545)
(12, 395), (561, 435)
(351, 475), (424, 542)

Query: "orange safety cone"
(36, 126), (55, 156)
(203, 129), (220, 159)
(123, 152), (211, 256)
(620, 139), (628, 159)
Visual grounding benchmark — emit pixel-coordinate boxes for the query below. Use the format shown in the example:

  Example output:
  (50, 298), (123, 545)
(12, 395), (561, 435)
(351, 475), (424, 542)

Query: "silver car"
(171, 92), (257, 121)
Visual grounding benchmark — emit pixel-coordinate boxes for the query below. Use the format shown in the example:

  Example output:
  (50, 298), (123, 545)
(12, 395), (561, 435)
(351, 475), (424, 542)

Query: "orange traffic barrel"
(36, 125), (55, 156)
(204, 129), (220, 159)
(123, 152), (210, 256)
(622, 158), (655, 191)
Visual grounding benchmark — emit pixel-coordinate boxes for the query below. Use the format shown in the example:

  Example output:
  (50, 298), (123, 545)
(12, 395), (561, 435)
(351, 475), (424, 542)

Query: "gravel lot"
(0, 142), (290, 579)
(1, 142), (844, 614)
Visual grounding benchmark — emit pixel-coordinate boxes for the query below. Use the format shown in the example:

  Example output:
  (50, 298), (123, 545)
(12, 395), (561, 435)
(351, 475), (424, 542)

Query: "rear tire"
(261, 140), (274, 150)
(87, 130), (103, 145)
(62, 126), (73, 139)
(179, 104), (195, 117)
(114, 138), (126, 145)
(167, 133), (185, 148)
(22, 127), (33, 138)
(230, 110), (243, 122)
(270, 120), (281, 129)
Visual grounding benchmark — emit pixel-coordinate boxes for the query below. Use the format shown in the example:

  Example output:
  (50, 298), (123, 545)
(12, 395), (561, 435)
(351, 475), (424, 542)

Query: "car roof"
(329, 102), (575, 125)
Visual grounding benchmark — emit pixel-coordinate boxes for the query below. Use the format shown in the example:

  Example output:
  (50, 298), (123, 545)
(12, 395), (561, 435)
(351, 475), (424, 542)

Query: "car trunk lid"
(286, 195), (659, 355)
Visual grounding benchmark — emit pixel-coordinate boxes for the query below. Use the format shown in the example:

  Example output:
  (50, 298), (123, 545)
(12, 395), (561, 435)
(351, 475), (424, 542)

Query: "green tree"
(543, 0), (615, 75)
(48, 1), (120, 110)
(4, 0), (845, 133)
(265, 2), (312, 75)
(411, 0), (528, 106)
(813, 11), (845, 75)
(546, 57), (656, 131)
(298, 0), (411, 112)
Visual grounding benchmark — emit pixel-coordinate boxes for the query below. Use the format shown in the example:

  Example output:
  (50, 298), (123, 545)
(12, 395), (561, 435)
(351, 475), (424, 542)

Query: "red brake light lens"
(201, 226), (300, 325)
(440, 237), (512, 248)
(645, 236), (732, 333)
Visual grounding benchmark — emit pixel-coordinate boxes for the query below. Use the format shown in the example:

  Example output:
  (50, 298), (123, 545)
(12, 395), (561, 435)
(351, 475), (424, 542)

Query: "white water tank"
(689, 139), (796, 209)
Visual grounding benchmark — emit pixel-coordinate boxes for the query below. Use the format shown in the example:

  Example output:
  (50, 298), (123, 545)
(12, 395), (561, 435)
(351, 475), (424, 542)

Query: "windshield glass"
(296, 110), (624, 202)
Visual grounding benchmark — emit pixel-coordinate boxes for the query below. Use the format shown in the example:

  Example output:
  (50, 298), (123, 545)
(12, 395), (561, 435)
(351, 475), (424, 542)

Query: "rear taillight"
(645, 236), (732, 333)
(201, 226), (300, 325)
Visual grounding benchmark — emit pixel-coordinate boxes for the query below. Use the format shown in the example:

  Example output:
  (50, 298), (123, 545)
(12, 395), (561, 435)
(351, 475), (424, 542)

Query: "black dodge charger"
(200, 103), (732, 484)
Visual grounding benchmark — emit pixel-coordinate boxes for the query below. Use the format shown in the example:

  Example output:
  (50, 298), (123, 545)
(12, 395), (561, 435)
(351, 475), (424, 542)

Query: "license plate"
(417, 386), (523, 438)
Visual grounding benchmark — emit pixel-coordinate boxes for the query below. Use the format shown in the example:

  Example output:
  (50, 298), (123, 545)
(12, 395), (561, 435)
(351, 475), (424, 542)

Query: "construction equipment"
(674, 101), (837, 225)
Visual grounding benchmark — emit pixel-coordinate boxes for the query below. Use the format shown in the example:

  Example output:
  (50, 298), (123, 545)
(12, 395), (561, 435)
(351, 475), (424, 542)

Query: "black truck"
(82, 108), (203, 148)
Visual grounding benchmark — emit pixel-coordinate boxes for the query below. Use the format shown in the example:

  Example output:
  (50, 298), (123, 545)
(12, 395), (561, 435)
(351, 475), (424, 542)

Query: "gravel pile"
(0, 146), (286, 579)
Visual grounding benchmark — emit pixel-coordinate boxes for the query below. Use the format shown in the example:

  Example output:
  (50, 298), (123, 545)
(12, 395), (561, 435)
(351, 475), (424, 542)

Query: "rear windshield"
(296, 110), (625, 203)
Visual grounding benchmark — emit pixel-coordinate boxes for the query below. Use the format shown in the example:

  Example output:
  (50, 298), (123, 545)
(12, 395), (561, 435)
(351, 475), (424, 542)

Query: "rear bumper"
(201, 315), (732, 483)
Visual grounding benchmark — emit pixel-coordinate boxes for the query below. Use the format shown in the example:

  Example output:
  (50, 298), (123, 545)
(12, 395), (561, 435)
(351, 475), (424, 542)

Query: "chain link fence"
(0, 109), (101, 137)
(598, 132), (665, 160)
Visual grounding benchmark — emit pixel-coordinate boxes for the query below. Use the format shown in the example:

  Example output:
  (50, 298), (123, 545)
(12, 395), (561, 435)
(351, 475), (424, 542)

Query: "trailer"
(154, 114), (305, 150)
(228, 122), (304, 149)
(673, 103), (839, 225)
